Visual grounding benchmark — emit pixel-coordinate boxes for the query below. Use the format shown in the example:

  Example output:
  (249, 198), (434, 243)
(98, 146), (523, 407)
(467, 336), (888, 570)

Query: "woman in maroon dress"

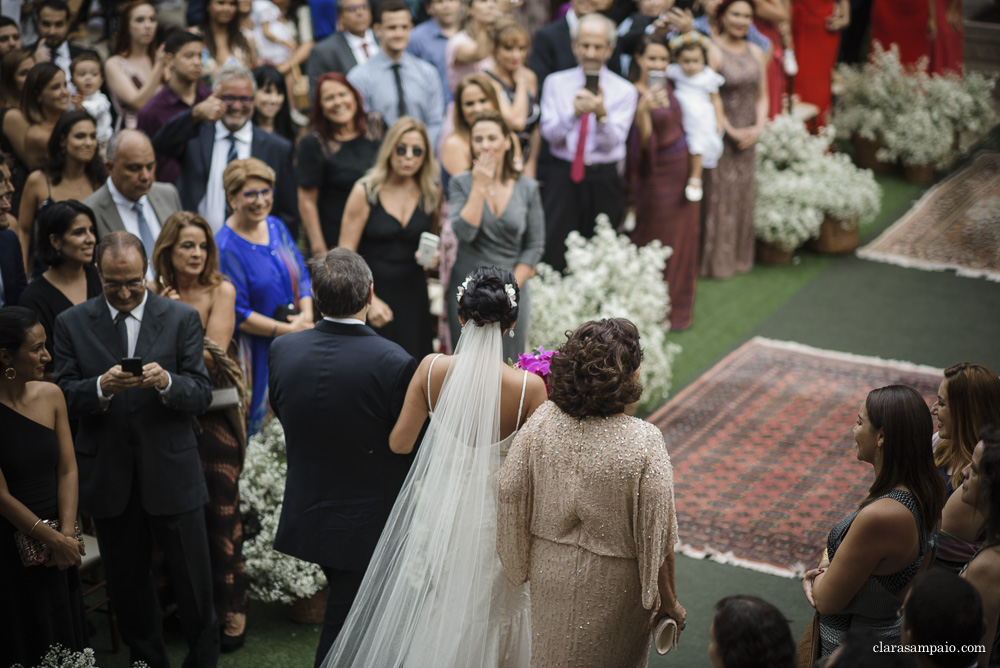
(627, 35), (699, 331)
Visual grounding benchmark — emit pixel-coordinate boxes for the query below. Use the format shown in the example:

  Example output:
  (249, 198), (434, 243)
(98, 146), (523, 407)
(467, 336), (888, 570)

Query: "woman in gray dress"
(447, 111), (544, 361)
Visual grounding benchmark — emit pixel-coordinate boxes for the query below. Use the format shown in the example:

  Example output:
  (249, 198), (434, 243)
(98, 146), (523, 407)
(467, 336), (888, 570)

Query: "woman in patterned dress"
(151, 211), (248, 651)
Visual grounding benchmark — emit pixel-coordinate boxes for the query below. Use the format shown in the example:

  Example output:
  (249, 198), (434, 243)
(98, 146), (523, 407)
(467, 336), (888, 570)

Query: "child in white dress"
(666, 32), (726, 202)
(69, 53), (113, 159)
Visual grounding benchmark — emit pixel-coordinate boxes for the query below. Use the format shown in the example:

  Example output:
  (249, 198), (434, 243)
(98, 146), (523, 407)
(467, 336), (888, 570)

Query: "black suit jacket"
(529, 18), (576, 92)
(151, 111), (299, 236)
(0, 229), (27, 307)
(269, 320), (417, 571)
(306, 31), (359, 97)
(54, 292), (212, 518)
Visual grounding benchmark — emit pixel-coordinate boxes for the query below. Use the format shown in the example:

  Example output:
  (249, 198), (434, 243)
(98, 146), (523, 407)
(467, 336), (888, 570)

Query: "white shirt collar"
(105, 288), (149, 321)
(215, 119), (253, 143)
(344, 29), (375, 48)
(107, 177), (148, 208)
(55, 41), (70, 61)
(565, 9), (579, 33)
(323, 316), (366, 326)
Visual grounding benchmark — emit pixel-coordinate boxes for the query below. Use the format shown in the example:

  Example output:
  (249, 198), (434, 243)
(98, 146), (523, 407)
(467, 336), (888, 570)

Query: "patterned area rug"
(649, 338), (941, 577)
(857, 152), (1000, 282)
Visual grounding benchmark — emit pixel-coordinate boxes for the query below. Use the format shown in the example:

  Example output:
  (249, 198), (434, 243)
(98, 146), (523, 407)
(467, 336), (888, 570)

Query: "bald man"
(83, 129), (182, 280)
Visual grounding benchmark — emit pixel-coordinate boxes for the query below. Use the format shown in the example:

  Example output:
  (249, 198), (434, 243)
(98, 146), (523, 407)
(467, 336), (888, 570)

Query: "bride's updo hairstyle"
(549, 318), (644, 418)
(456, 266), (519, 330)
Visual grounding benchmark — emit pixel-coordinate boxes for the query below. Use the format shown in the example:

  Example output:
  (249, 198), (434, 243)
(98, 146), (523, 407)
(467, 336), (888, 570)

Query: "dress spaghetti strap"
(514, 370), (528, 430)
(426, 353), (444, 412)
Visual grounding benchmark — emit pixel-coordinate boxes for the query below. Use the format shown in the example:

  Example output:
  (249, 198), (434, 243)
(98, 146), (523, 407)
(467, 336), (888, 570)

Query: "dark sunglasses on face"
(395, 144), (424, 158)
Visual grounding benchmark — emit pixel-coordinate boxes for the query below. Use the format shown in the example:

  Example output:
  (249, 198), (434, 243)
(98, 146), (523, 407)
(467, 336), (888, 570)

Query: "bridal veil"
(320, 321), (531, 668)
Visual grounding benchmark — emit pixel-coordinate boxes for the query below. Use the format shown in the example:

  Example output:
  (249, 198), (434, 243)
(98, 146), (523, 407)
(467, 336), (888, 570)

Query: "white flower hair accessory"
(505, 283), (517, 308)
(456, 277), (472, 302)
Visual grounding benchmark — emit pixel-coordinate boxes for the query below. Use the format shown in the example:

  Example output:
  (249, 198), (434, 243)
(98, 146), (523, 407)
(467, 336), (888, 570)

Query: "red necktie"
(570, 114), (589, 184)
(362, 42), (370, 58)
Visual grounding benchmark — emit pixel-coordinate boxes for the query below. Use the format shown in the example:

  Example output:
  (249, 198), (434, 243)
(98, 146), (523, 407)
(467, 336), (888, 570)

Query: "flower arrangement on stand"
(528, 216), (681, 416)
(240, 417), (327, 607)
(12, 646), (148, 668)
(755, 114), (882, 255)
(834, 43), (998, 180)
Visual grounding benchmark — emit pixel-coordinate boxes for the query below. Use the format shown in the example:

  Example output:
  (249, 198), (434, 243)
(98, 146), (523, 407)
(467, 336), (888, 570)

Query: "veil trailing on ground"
(321, 320), (531, 668)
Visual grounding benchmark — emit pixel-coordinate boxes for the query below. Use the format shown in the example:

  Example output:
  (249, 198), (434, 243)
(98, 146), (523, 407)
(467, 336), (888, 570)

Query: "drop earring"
(508, 329), (515, 338)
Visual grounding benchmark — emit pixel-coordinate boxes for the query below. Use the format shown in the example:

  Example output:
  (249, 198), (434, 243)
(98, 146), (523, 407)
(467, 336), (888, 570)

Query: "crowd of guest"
(0, 0), (989, 666)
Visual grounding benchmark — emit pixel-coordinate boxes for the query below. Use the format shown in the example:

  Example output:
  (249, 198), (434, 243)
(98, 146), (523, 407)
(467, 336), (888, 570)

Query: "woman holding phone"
(340, 117), (441, 359)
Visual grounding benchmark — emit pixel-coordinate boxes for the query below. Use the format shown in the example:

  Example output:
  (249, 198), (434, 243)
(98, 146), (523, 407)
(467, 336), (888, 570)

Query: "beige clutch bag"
(653, 617), (679, 655)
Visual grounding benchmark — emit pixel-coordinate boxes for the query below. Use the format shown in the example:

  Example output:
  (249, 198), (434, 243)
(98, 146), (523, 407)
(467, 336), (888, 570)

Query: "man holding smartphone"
(538, 12), (638, 272)
(54, 231), (218, 668)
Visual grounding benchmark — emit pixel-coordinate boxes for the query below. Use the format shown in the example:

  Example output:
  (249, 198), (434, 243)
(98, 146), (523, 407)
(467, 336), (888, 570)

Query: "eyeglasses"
(220, 95), (254, 106)
(342, 3), (370, 12)
(242, 187), (274, 203)
(102, 278), (145, 292)
(395, 144), (424, 158)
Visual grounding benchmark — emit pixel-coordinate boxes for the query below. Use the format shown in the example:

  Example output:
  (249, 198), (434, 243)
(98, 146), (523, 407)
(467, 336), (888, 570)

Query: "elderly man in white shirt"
(538, 12), (638, 272)
(83, 130), (183, 281)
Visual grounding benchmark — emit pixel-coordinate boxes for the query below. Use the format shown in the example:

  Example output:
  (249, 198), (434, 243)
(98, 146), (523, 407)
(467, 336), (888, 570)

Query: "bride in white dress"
(320, 266), (548, 668)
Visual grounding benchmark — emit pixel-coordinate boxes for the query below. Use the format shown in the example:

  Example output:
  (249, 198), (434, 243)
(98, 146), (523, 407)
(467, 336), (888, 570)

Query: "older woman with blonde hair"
(340, 116), (440, 359)
(215, 157), (313, 435)
(150, 210), (248, 650)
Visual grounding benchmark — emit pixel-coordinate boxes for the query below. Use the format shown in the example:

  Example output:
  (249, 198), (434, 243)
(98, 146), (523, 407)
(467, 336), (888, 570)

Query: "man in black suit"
(269, 248), (416, 668)
(28, 0), (87, 82)
(305, 0), (379, 96)
(152, 61), (299, 238)
(54, 231), (217, 668)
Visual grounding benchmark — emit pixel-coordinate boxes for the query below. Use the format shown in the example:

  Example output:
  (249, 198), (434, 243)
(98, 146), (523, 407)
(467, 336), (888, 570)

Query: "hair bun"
(455, 266), (519, 330)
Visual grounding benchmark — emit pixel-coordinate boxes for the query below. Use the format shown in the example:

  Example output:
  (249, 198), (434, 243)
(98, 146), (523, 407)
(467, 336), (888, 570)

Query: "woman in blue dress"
(216, 157), (313, 435)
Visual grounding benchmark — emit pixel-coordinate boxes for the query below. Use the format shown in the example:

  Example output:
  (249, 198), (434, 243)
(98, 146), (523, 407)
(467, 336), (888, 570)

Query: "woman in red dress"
(755, 0), (790, 118)
(929, 0), (963, 75)
(792, 0), (850, 127)
(869, 0), (933, 68)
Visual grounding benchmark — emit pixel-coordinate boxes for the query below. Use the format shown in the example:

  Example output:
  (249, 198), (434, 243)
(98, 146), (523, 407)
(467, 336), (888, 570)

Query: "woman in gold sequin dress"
(497, 318), (686, 668)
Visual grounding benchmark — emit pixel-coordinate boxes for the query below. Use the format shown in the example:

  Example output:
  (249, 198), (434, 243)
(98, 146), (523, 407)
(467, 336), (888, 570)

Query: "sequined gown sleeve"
(497, 402), (679, 668)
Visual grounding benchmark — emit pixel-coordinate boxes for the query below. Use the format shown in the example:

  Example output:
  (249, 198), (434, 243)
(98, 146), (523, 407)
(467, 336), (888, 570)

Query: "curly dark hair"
(548, 318), (643, 418)
(712, 595), (795, 668)
(455, 266), (519, 331)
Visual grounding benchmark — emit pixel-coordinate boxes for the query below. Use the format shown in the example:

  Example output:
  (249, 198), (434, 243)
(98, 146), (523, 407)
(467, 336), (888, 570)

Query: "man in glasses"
(152, 61), (298, 237)
(54, 230), (218, 667)
(83, 130), (182, 281)
(306, 0), (380, 97)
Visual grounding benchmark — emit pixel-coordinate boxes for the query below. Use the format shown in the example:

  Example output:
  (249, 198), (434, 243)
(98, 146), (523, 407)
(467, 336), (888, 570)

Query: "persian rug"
(857, 152), (1000, 282)
(649, 338), (941, 577)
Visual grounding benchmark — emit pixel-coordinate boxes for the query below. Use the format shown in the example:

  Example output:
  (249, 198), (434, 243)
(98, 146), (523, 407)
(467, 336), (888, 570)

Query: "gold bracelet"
(27, 518), (42, 537)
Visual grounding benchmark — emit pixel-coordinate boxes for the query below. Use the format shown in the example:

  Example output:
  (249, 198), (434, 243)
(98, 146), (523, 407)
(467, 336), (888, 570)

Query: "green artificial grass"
(92, 171), (990, 668)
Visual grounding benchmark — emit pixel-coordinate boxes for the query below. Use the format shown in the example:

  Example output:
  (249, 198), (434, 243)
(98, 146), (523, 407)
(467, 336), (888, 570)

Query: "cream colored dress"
(497, 402), (679, 668)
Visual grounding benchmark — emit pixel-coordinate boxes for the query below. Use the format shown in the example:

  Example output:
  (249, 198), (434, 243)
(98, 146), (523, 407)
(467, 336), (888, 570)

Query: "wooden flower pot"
(807, 216), (859, 254)
(756, 240), (795, 265)
(284, 587), (330, 624)
(851, 134), (894, 174)
(903, 162), (936, 184)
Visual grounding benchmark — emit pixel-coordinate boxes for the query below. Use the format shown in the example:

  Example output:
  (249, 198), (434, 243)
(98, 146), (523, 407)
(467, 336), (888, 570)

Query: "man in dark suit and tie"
(305, 0), (379, 96)
(269, 248), (416, 668)
(54, 231), (217, 668)
(83, 130), (182, 279)
(152, 61), (298, 238)
(27, 0), (87, 82)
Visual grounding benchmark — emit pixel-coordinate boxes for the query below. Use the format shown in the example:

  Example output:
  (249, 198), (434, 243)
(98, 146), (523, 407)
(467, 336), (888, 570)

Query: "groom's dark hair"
(311, 248), (373, 318)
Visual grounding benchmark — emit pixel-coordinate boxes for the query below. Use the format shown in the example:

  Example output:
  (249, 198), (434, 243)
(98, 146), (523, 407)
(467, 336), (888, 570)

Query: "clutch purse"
(14, 519), (83, 567)
(207, 386), (241, 411)
(653, 617), (679, 655)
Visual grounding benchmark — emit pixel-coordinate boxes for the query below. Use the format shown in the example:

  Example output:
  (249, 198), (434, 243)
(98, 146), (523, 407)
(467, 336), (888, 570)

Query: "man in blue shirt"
(406, 0), (460, 109)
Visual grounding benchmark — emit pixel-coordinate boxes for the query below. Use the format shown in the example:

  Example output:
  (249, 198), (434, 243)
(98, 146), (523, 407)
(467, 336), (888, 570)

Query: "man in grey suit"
(82, 130), (182, 280)
(305, 0), (379, 96)
(54, 231), (217, 668)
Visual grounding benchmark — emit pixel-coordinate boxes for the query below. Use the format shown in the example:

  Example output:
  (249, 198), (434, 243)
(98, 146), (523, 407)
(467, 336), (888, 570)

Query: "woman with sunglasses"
(216, 157), (313, 435)
(340, 117), (441, 359)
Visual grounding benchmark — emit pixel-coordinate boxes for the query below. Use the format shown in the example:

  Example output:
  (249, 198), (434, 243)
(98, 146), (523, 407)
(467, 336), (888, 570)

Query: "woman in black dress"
(340, 116), (441, 359)
(297, 72), (383, 259)
(0, 306), (87, 667)
(18, 200), (100, 380)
